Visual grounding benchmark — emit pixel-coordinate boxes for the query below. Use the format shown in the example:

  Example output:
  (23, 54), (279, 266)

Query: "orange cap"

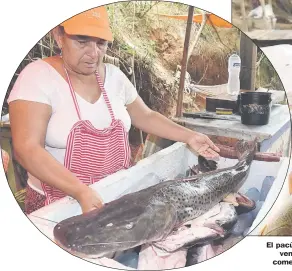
(60, 6), (113, 42)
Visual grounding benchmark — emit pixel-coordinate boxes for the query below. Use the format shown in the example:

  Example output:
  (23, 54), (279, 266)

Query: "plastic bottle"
(227, 53), (241, 97)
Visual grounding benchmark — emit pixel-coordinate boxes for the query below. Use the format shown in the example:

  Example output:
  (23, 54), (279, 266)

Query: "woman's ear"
(51, 26), (64, 49)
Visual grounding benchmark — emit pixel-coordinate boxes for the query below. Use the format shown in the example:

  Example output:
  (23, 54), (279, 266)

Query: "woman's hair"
(50, 25), (66, 54)
(51, 25), (65, 38)
(57, 25), (65, 35)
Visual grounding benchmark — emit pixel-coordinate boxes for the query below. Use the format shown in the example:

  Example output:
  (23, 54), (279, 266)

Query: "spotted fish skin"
(152, 162), (251, 227)
(53, 139), (257, 258)
(150, 139), (257, 226)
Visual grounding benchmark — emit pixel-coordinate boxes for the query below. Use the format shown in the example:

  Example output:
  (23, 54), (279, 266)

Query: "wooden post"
(187, 11), (206, 62)
(239, 32), (257, 91)
(259, 0), (274, 29)
(176, 6), (194, 118)
(131, 55), (143, 146)
(240, 0), (249, 32)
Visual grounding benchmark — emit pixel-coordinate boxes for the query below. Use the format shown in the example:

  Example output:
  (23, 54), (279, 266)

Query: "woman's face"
(56, 28), (108, 75)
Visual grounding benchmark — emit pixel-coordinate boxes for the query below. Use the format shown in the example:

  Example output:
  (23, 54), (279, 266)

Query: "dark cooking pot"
(238, 92), (272, 125)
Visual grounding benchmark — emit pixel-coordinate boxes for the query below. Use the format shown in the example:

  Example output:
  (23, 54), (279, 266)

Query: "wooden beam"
(239, 32), (257, 91)
(247, 30), (292, 47)
(247, 30), (292, 41)
(240, 0), (249, 32)
(176, 6), (194, 118)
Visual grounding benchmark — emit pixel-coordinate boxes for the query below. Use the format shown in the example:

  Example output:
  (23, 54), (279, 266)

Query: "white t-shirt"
(8, 59), (138, 194)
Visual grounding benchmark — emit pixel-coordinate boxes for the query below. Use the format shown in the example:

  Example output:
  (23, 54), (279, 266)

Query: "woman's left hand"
(187, 132), (220, 159)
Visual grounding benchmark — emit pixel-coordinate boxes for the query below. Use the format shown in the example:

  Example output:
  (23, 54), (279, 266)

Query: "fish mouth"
(53, 216), (148, 258)
(53, 219), (146, 258)
(234, 193), (256, 214)
(54, 237), (101, 259)
(53, 234), (138, 259)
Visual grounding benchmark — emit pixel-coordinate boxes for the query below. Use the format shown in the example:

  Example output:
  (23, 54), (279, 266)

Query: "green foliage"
(256, 51), (284, 91)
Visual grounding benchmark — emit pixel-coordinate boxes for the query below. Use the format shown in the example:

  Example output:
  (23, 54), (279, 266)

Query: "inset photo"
(232, 1), (292, 114)
(232, 0), (292, 45)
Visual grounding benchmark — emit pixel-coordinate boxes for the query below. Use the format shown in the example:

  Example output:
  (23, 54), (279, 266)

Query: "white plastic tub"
(27, 142), (289, 245)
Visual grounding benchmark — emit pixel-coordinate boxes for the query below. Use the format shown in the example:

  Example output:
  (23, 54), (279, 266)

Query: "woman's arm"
(126, 96), (220, 158)
(127, 96), (193, 143)
(9, 100), (103, 212)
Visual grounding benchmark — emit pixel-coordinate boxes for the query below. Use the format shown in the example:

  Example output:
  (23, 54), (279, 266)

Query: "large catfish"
(53, 139), (257, 258)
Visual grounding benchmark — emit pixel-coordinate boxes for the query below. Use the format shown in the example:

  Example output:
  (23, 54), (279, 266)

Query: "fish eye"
(125, 222), (134, 230)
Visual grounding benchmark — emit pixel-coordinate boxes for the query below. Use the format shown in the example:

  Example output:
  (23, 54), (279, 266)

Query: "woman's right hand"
(76, 187), (104, 213)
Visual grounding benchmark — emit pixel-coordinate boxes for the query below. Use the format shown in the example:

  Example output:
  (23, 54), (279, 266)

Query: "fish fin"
(153, 226), (220, 253)
(187, 156), (215, 177)
(202, 222), (225, 237)
(198, 155), (218, 172)
(188, 165), (200, 176)
(235, 160), (246, 171)
(235, 139), (257, 165)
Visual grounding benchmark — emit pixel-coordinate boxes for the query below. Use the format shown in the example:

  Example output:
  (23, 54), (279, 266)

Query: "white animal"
(247, 0), (277, 29)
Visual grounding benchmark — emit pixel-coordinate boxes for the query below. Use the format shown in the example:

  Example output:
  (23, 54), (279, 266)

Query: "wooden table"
(172, 104), (291, 155)
(247, 30), (292, 47)
(142, 85), (289, 159)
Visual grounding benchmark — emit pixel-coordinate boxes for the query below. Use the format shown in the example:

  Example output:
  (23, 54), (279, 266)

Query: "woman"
(8, 6), (220, 215)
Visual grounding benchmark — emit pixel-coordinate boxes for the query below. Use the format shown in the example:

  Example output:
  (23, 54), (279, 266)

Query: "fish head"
(53, 196), (177, 258)
(203, 202), (238, 236)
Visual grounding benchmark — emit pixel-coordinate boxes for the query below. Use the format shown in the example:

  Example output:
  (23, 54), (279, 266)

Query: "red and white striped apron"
(41, 67), (132, 205)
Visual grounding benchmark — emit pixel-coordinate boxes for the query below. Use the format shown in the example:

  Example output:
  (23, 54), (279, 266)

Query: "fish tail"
(235, 138), (257, 165)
